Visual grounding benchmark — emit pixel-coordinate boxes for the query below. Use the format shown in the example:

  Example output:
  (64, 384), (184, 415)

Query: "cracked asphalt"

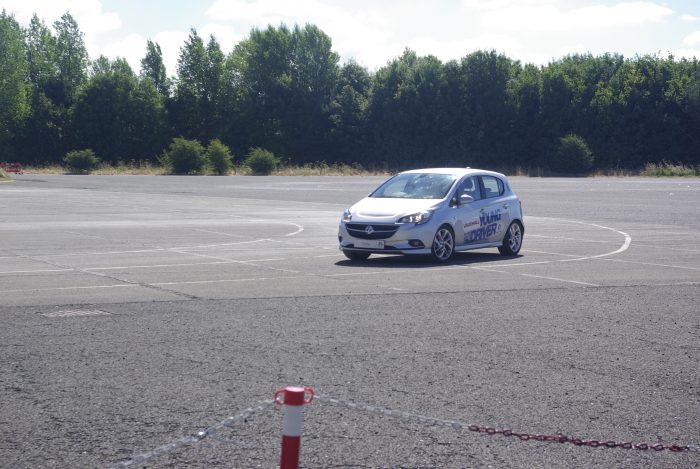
(0, 174), (698, 468)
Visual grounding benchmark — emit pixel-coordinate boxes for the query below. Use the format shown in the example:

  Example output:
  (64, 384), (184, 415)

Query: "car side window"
(480, 176), (503, 199)
(459, 176), (482, 200)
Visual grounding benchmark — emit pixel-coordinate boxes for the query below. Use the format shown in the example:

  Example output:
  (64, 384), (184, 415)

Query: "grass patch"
(22, 162), (167, 175)
(18, 161), (700, 177)
(19, 162), (387, 176)
(273, 162), (387, 176)
(0, 168), (11, 182)
(640, 161), (699, 177)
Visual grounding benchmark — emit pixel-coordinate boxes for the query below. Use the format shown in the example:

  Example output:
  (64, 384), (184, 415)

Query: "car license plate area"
(354, 239), (384, 249)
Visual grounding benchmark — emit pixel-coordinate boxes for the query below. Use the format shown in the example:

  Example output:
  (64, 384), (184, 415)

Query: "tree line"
(2, 10), (699, 173)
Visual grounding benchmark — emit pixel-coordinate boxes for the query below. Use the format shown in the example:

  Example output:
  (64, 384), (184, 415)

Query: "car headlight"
(342, 209), (352, 222)
(397, 210), (433, 224)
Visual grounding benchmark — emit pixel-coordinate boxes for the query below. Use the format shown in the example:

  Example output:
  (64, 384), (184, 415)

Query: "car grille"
(346, 223), (399, 240)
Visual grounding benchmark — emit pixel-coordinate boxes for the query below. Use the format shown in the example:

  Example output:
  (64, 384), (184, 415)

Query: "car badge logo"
(365, 225), (374, 235)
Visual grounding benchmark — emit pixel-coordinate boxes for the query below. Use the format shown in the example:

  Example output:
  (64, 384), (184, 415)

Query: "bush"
(641, 161), (698, 177)
(244, 148), (280, 175)
(63, 149), (99, 174)
(551, 134), (594, 175)
(160, 138), (206, 174)
(206, 139), (234, 175)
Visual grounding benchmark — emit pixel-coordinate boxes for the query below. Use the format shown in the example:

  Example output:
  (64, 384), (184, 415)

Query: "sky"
(3, 0), (700, 76)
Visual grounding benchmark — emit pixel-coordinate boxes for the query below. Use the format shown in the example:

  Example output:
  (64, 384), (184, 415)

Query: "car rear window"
(481, 176), (504, 198)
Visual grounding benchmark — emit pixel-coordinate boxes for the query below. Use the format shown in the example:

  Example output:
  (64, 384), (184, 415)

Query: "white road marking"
(601, 258), (700, 271)
(86, 261), (235, 271)
(465, 265), (599, 286)
(152, 275), (305, 286)
(527, 217), (632, 260)
(40, 309), (110, 318)
(1, 216), (641, 294)
(0, 268), (74, 275)
(193, 228), (248, 238)
(284, 223), (305, 237)
(518, 273), (599, 287)
(0, 284), (137, 293)
(521, 249), (581, 258)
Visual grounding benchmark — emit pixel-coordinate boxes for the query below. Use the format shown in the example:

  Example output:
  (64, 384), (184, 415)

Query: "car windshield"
(370, 173), (458, 199)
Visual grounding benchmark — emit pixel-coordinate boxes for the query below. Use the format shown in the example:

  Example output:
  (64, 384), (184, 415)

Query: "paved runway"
(1, 175), (698, 468)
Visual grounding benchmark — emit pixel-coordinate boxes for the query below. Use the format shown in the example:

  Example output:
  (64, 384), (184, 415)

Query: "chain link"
(111, 399), (276, 468)
(111, 393), (698, 467)
(315, 395), (696, 454)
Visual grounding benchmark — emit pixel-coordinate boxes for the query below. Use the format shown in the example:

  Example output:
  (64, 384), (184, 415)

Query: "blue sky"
(3, 0), (700, 76)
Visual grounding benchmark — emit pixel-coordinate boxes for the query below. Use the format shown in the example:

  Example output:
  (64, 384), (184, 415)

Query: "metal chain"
(111, 399), (276, 468)
(315, 395), (697, 454)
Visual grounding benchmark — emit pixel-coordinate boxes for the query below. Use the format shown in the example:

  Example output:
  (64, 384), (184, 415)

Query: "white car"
(338, 168), (524, 262)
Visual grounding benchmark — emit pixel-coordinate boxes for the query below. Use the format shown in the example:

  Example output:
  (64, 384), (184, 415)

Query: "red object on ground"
(0, 162), (23, 174)
(274, 386), (314, 469)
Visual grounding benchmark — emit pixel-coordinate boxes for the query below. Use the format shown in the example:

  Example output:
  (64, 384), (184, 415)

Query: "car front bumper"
(338, 221), (437, 255)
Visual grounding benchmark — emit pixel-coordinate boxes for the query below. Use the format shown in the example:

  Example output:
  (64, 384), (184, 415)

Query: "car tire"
(499, 221), (523, 256)
(431, 225), (455, 262)
(343, 250), (371, 261)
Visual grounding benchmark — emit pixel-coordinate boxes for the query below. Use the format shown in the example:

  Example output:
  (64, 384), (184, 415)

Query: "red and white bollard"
(274, 386), (314, 469)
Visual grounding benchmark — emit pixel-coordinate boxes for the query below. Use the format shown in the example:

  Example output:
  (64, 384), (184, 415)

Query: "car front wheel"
(343, 250), (371, 261)
(499, 221), (523, 255)
(431, 225), (455, 262)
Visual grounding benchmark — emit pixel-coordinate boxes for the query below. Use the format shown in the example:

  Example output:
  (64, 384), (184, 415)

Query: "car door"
(453, 176), (488, 245)
(477, 175), (510, 244)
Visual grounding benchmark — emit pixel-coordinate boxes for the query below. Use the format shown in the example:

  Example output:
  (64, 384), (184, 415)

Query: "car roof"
(399, 167), (507, 178)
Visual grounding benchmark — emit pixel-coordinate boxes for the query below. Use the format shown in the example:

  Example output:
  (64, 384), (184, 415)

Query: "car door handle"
(502, 203), (509, 209)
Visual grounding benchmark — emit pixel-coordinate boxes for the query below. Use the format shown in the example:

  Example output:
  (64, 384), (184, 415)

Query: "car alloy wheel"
(499, 221), (523, 255)
(431, 225), (455, 262)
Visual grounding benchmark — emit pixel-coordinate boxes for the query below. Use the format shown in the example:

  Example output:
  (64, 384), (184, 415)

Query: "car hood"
(349, 197), (441, 223)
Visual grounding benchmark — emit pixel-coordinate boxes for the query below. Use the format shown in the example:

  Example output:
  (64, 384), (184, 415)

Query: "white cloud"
(670, 48), (700, 60)
(481, 1), (674, 32)
(199, 23), (244, 53)
(408, 34), (523, 63)
(153, 31), (190, 77)
(205, 0), (341, 25)
(683, 30), (700, 46)
(101, 33), (147, 73)
(3, 0), (121, 62)
(462, 0), (556, 10)
(681, 13), (700, 22)
(204, 0), (394, 69)
(2, 0), (121, 33)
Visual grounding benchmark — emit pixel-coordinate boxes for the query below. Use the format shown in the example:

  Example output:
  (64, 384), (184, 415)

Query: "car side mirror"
(459, 194), (475, 205)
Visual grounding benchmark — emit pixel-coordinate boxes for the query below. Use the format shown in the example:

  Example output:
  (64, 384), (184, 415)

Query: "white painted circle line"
(284, 223), (305, 237)
(525, 216), (632, 262)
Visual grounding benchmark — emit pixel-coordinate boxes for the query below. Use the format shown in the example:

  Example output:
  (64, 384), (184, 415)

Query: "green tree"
(244, 147), (279, 175)
(20, 14), (63, 164)
(0, 11), (29, 160)
(53, 12), (88, 104)
(455, 51), (519, 167)
(227, 24), (339, 163)
(506, 63), (543, 168)
(206, 139), (233, 175)
(140, 40), (170, 96)
(226, 25), (292, 156)
(160, 137), (206, 174)
(329, 60), (372, 164)
(63, 148), (99, 174)
(73, 57), (166, 163)
(171, 30), (225, 142)
(550, 134), (594, 174)
(19, 11), (89, 164)
(369, 49), (449, 169)
(25, 14), (56, 89)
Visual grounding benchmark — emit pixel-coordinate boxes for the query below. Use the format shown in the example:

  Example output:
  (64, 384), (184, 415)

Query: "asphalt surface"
(0, 174), (698, 468)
